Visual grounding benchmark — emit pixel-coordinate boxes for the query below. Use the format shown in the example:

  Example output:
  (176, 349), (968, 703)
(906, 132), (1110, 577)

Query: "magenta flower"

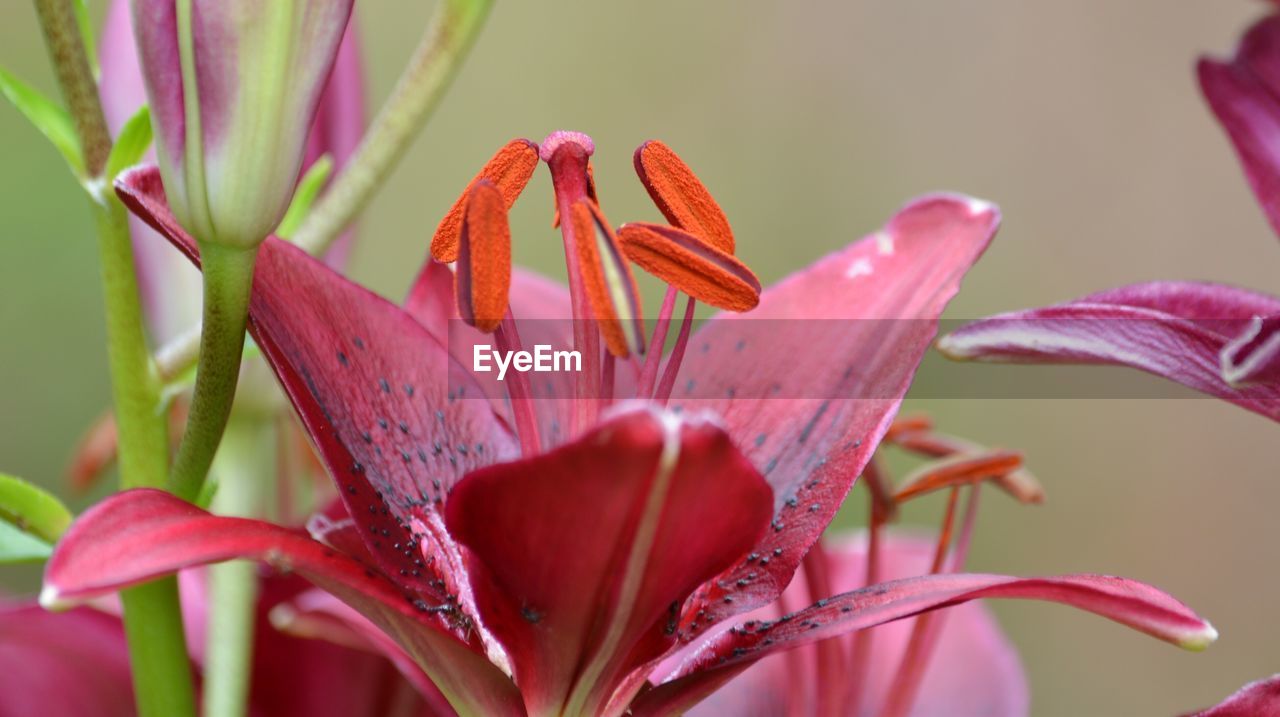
(937, 282), (1280, 419)
(99, 0), (365, 341)
(1, 574), (439, 717)
(937, 11), (1280, 408)
(41, 133), (1216, 715)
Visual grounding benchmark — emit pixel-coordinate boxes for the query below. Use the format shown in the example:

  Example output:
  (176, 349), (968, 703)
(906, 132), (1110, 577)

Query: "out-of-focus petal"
(1199, 14), (1280, 241)
(0, 602), (135, 717)
(445, 405), (772, 717)
(937, 281), (1280, 421)
(670, 194), (1000, 639)
(100, 0), (201, 342)
(1184, 674), (1280, 717)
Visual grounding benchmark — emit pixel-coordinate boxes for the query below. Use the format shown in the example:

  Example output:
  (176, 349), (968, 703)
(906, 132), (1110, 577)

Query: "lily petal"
(685, 534), (1028, 717)
(270, 588), (455, 715)
(116, 166), (516, 610)
(404, 260), (580, 448)
(1198, 14), (1280, 241)
(42, 489), (523, 716)
(0, 603), (135, 716)
(1184, 674), (1280, 716)
(639, 572), (1214, 716)
(444, 406), (772, 717)
(671, 194), (1000, 635)
(937, 281), (1280, 421)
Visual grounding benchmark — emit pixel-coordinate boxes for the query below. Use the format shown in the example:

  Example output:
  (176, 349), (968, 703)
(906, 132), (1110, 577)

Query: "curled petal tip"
(1180, 621), (1219, 652)
(38, 584), (70, 612)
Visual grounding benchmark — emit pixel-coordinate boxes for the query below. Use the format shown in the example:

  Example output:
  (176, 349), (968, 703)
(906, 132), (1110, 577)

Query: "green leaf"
(75, 0), (100, 80)
(105, 105), (153, 182)
(0, 472), (73, 543)
(0, 67), (84, 177)
(277, 154), (334, 239)
(0, 519), (51, 564)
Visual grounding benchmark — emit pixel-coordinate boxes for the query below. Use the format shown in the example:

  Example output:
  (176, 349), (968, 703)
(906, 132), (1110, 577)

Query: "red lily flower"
(41, 133), (1216, 715)
(1, 572), (438, 717)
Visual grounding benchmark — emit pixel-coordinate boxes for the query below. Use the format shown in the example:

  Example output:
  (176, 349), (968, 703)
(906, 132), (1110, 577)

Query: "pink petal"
(937, 281), (1280, 421)
(685, 533), (1027, 717)
(268, 588), (454, 716)
(404, 260), (580, 448)
(444, 406), (773, 716)
(670, 194), (1000, 636)
(1185, 674), (1280, 716)
(638, 572), (1214, 716)
(116, 165), (516, 609)
(1198, 14), (1280, 241)
(0, 602), (135, 716)
(42, 489), (523, 716)
(99, 0), (201, 342)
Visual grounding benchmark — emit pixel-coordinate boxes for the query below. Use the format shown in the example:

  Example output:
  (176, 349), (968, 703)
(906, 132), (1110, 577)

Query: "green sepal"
(0, 67), (85, 178)
(0, 520), (52, 564)
(277, 154), (333, 240)
(105, 105), (153, 183)
(0, 472), (73, 564)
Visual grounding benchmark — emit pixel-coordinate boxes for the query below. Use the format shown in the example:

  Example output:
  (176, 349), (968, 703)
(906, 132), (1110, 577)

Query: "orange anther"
(431, 139), (538, 263)
(568, 200), (645, 357)
(617, 222), (760, 312)
(456, 181), (512, 332)
(634, 140), (735, 254)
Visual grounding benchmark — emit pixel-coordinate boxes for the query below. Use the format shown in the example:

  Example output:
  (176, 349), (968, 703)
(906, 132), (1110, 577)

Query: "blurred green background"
(3, 2), (1278, 715)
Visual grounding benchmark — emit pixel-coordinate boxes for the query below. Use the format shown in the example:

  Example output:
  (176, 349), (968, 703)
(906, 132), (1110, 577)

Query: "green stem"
(169, 243), (257, 502)
(33, 0), (109, 173)
(34, 2), (198, 715)
(203, 417), (273, 717)
(292, 0), (494, 255)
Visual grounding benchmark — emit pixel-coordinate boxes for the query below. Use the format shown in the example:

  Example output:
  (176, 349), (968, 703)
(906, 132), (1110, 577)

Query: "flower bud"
(131, 0), (355, 248)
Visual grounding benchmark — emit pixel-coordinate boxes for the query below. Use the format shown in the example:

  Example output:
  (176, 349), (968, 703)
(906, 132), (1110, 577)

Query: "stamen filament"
(495, 315), (541, 455)
(847, 459), (890, 713)
(638, 286), (679, 398)
(879, 486), (962, 717)
(653, 296), (696, 404)
(600, 349), (616, 406)
(803, 542), (848, 717)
